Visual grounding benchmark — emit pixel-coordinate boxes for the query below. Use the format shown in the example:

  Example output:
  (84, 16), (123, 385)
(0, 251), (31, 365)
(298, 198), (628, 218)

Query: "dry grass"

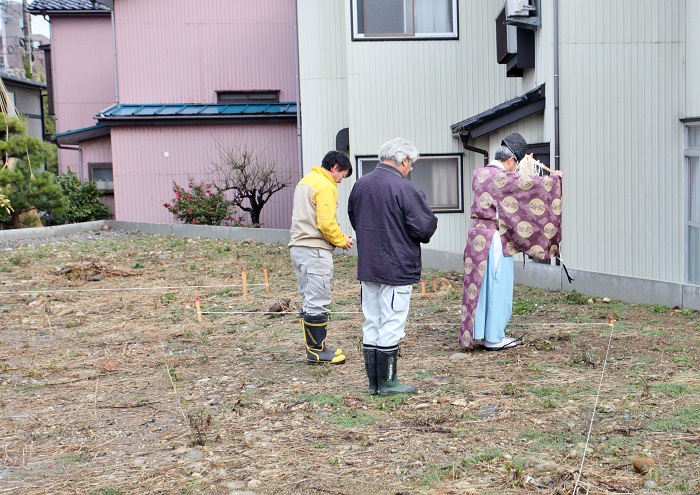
(0, 231), (699, 495)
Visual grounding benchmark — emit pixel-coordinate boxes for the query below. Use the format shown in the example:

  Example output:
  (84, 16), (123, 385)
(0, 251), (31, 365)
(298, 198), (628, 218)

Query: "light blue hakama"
(473, 232), (514, 343)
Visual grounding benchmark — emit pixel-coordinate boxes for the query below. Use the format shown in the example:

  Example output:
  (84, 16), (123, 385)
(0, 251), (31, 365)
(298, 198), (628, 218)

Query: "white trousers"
(290, 246), (333, 315)
(361, 281), (413, 348)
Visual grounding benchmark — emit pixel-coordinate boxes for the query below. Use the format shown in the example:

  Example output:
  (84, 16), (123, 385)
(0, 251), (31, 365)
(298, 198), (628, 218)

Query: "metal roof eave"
(451, 84), (546, 141)
(97, 115), (298, 126)
(94, 102), (298, 125)
(55, 124), (110, 145)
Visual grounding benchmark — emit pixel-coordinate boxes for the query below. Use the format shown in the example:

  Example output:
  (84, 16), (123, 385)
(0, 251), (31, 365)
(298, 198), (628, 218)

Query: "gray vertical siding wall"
(3, 83), (44, 138)
(559, 1), (686, 283)
(298, 1), (529, 253)
(689, 1), (700, 117)
(297, 0), (697, 295)
(296, 0), (349, 171)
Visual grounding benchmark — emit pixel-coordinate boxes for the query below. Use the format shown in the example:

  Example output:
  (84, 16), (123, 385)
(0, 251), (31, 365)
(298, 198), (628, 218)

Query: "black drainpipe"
(460, 137), (489, 165)
(553, 0), (560, 170)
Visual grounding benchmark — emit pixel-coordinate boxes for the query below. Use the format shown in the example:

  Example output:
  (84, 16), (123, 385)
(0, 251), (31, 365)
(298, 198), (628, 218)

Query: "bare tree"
(208, 141), (291, 226)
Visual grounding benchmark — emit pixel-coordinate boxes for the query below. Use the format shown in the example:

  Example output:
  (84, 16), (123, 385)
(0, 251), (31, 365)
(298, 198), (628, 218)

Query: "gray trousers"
(361, 281), (413, 348)
(290, 246), (333, 316)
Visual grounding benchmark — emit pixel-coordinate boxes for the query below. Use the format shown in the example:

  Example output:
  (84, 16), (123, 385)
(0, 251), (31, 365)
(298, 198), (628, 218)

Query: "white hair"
(378, 138), (419, 165)
(494, 145), (516, 162)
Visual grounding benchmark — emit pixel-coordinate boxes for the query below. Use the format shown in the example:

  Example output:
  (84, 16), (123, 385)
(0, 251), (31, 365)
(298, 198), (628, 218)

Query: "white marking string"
(199, 310), (363, 315)
(0, 283), (269, 295)
(572, 318), (616, 495)
(508, 322), (613, 327)
(422, 322), (612, 327)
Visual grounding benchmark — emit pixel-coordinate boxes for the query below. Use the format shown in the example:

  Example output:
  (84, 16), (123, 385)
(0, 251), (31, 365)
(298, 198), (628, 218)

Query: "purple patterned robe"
(459, 164), (563, 348)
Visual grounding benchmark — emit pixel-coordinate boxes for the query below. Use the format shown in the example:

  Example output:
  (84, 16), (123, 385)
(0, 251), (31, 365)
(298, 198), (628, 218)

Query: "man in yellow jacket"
(289, 151), (354, 364)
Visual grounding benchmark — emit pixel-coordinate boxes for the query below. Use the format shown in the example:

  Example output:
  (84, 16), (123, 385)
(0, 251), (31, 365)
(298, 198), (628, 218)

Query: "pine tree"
(0, 113), (66, 228)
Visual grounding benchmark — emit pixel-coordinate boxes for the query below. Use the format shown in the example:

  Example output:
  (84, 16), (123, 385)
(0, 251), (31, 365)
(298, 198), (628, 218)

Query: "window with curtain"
(89, 162), (114, 193)
(687, 125), (700, 284)
(352, 0), (458, 40)
(357, 154), (463, 212)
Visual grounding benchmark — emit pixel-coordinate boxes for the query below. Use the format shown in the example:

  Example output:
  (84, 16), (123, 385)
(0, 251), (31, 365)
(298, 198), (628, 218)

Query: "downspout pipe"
(553, 0), (559, 170)
(110, 6), (118, 103)
(552, 0), (563, 273)
(57, 144), (83, 181)
(460, 137), (489, 165)
(292, 0), (303, 179)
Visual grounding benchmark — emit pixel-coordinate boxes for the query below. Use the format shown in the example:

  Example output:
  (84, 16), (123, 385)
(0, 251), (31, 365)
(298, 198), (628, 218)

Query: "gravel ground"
(0, 226), (137, 250)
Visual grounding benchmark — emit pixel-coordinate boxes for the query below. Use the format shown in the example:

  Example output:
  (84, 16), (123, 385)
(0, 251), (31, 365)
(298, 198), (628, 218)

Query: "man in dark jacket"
(348, 138), (438, 395)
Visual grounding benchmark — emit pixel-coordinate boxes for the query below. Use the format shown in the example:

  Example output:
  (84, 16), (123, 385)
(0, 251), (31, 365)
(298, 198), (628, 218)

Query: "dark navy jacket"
(348, 163), (438, 285)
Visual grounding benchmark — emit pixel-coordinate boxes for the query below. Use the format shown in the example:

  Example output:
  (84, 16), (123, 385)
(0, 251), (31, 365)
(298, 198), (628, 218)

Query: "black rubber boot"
(302, 314), (346, 365)
(363, 344), (378, 395)
(376, 346), (416, 395)
(300, 312), (342, 355)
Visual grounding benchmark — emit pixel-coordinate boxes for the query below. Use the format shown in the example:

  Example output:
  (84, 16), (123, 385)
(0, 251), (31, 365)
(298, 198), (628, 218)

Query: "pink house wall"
(110, 124), (298, 229)
(114, 0), (297, 104)
(51, 15), (115, 175)
(104, 0), (299, 229)
(47, 2), (299, 228)
(82, 137), (115, 215)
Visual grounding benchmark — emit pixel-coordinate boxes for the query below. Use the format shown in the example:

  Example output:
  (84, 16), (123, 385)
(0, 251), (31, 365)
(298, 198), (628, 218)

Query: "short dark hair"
(321, 151), (352, 178)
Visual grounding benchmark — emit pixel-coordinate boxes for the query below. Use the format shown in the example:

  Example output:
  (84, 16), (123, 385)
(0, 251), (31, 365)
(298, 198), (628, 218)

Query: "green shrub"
(53, 170), (111, 223)
(163, 177), (238, 226)
(0, 113), (66, 228)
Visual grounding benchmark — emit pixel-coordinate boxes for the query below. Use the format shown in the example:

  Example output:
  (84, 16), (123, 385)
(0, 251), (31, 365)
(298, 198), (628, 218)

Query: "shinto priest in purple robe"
(459, 165), (563, 349)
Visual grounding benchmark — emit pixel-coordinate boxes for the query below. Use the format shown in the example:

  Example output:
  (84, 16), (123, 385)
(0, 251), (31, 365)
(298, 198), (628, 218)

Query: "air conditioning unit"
(506, 0), (536, 17)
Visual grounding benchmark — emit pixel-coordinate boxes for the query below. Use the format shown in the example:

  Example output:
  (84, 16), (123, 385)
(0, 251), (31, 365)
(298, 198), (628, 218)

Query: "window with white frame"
(686, 124), (700, 284)
(357, 154), (463, 212)
(89, 162), (114, 193)
(352, 0), (458, 40)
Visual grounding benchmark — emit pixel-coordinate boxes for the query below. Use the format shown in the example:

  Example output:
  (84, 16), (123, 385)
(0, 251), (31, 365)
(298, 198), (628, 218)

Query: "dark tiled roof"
(28, 0), (110, 13)
(0, 70), (47, 89)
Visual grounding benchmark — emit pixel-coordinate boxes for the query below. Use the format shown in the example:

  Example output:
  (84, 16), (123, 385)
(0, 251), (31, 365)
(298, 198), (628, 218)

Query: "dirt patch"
(0, 231), (698, 495)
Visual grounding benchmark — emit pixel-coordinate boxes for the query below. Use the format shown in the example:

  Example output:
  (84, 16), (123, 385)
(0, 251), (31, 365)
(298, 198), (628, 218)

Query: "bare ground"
(0, 230), (699, 495)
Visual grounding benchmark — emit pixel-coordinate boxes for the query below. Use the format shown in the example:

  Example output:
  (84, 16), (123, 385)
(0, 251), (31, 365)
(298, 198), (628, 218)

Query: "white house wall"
(559, 0), (685, 283)
(687, 1), (700, 117)
(297, 0), (349, 170)
(298, 0), (696, 292)
(299, 1), (537, 254)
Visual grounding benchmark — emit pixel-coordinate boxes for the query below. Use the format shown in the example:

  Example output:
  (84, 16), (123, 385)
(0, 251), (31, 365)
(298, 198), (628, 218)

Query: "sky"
(32, 14), (50, 38)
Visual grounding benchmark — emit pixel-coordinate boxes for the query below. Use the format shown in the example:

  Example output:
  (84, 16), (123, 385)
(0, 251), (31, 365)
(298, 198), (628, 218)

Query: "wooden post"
(431, 277), (437, 292)
(241, 270), (248, 300)
(420, 279), (427, 295)
(194, 297), (202, 323)
(263, 267), (270, 293)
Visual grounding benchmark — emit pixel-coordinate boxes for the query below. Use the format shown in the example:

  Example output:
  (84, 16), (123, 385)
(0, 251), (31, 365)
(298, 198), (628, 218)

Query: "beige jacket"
(289, 166), (348, 250)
